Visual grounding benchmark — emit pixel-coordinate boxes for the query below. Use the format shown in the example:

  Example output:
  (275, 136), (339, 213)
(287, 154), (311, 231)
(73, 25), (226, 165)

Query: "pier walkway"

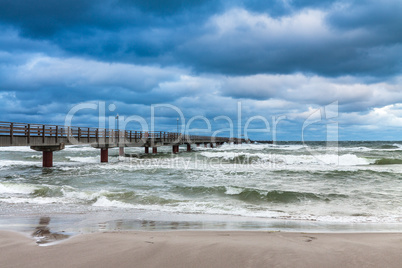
(0, 121), (243, 167)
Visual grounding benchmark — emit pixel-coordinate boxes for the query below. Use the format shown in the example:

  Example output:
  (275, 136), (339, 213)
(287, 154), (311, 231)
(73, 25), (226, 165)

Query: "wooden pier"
(0, 121), (245, 167)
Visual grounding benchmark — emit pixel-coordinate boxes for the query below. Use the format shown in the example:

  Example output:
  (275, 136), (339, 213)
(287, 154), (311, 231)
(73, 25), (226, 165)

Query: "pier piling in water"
(30, 144), (65, 167)
(101, 148), (108, 163)
(173, 145), (179, 154)
(119, 147), (124, 156)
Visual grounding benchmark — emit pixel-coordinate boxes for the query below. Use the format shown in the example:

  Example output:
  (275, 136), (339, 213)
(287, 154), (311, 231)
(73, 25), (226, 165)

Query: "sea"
(0, 141), (401, 235)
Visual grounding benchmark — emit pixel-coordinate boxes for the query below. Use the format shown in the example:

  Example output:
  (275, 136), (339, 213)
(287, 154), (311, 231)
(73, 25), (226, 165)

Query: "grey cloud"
(1, 1), (401, 77)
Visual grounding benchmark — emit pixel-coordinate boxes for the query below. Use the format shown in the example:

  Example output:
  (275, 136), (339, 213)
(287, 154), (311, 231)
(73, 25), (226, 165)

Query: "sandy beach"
(0, 231), (401, 268)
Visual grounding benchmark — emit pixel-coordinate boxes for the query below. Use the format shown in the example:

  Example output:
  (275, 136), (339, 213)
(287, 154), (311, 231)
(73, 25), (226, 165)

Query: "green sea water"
(0, 141), (401, 233)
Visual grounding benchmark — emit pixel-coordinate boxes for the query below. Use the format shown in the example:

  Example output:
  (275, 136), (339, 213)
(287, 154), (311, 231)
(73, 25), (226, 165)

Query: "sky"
(0, 0), (401, 141)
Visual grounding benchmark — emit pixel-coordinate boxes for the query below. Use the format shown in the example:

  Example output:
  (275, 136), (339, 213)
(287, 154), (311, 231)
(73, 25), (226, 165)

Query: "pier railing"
(0, 121), (232, 146)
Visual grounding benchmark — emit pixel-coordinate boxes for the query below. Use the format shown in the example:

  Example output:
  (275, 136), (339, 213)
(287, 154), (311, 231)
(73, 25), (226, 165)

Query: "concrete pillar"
(145, 147), (149, 154)
(119, 147), (124, 156)
(204, 143), (208, 148)
(152, 147), (157, 154)
(210, 143), (214, 148)
(30, 144), (65, 168)
(196, 144), (200, 147)
(42, 151), (53, 167)
(172, 145), (179, 154)
(187, 144), (191, 152)
(101, 148), (108, 163)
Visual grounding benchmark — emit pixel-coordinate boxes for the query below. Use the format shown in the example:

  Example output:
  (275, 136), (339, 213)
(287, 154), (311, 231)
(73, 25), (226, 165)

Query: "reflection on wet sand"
(32, 217), (70, 245)
(95, 219), (234, 231)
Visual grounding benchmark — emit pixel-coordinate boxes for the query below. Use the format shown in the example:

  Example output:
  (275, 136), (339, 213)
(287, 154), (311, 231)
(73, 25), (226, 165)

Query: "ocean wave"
(233, 189), (349, 204)
(213, 143), (305, 151)
(32, 186), (64, 197)
(0, 197), (66, 204)
(372, 158), (402, 165)
(379, 145), (400, 149)
(0, 182), (38, 194)
(0, 160), (40, 168)
(199, 152), (284, 165)
(173, 185), (227, 196)
(63, 145), (98, 152)
(199, 151), (370, 166)
(392, 143), (402, 149)
(92, 196), (137, 208)
(29, 155), (42, 159)
(172, 185), (348, 204)
(65, 156), (99, 163)
(0, 146), (33, 152)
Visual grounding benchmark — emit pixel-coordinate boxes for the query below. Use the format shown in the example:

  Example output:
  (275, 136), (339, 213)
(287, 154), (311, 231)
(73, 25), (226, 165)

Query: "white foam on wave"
(269, 144), (305, 151)
(107, 201), (289, 219)
(61, 188), (109, 202)
(212, 143), (305, 151)
(63, 145), (98, 152)
(392, 143), (402, 149)
(0, 160), (40, 168)
(225, 186), (243, 195)
(92, 196), (136, 208)
(0, 197), (65, 204)
(87, 199), (402, 223)
(200, 151), (370, 166)
(66, 156), (99, 163)
(0, 146), (33, 152)
(200, 151), (271, 161)
(338, 143), (402, 152)
(214, 143), (271, 151)
(0, 183), (37, 194)
(284, 153), (371, 166)
(338, 146), (373, 152)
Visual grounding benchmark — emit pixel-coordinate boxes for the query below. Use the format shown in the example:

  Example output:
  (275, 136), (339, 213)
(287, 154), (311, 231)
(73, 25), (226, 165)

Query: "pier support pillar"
(30, 143), (65, 168)
(119, 147), (124, 156)
(196, 144), (200, 147)
(204, 143), (208, 148)
(152, 147), (157, 154)
(145, 147), (149, 154)
(101, 148), (108, 163)
(187, 144), (191, 152)
(210, 143), (214, 148)
(172, 145), (179, 154)
(42, 151), (53, 167)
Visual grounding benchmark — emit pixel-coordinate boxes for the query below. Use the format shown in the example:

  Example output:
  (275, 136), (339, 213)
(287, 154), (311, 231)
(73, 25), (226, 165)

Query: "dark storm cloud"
(119, 0), (214, 15)
(0, 0), (401, 77)
(327, 0), (402, 32)
(0, 0), (215, 37)
(1, 0), (402, 140)
(233, 0), (337, 16)
(176, 2), (402, 77)
(0, 0), (97, 37)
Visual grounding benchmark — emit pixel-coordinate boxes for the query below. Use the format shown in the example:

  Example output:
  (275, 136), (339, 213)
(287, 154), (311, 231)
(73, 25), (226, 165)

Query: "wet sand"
(0, 231), (401, 268)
